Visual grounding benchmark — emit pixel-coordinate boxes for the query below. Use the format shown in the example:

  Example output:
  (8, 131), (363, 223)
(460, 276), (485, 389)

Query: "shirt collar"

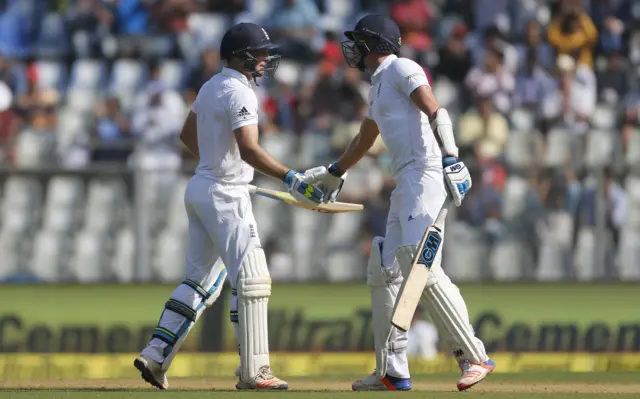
(222, 67), (252, 88)
(371, 54), (397, 83)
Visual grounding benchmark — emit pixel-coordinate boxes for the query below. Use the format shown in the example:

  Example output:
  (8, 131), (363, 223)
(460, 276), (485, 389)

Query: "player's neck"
(365, 53), (393, 73)
(227, 64), (254, 81)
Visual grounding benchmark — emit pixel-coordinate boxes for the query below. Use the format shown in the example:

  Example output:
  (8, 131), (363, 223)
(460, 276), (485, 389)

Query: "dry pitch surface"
(1, 373), (640, 398)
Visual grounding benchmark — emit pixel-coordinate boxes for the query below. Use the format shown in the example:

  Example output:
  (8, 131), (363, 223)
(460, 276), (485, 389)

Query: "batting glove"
(284, 170), (324, 207)
(442, 157), (472, 207)
(303, 163), (347, 203)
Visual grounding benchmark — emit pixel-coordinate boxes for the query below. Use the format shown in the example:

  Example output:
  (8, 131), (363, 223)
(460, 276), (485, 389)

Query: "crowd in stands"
(1, 0), (639, 282)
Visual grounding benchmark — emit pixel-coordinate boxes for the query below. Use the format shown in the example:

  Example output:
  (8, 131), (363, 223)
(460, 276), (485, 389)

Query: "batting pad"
(367, 237), (408, 379)
(237, 248), (272, 381)
(397, 245), (487, 364)
(144, 261), (227, 371)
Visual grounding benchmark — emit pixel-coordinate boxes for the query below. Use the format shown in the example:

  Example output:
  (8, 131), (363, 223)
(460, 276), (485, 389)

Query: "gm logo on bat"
(419, 232), (442, 269)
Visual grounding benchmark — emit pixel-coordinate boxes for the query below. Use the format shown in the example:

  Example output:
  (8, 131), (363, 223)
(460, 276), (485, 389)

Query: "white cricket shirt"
(366, 55), (442, 179)
(191, 67), (258, 184)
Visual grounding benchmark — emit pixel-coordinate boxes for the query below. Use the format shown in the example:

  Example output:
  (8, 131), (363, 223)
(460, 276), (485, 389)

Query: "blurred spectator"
(471, 26), (518, 72)
(0, 56), (27, 97)
(458, 168), (504, 241)
(186, 48), (220, 95)
(92, 97), (133, 163)
(265, 0), (319, 62)
(265, 60), (299, 132)
(132, 81), (185, 152)
(389, 0), (433, 52)
(15, 65), (59, 131)
(513, 47), (557, 115)
(578, 168), (626, 244)
(131, 80), (185, 206)
(458, 94), (509, 162)
(115, 0), (149, 35)
(473, 0), (509, 34)
(406, 306), (439, 360)
(465, 46), (515, 114)
(547, 0), (598, 69)
(434, 22), (472, 82)
(66, 0), (114, 58)
(147, 0), (197, 34)
(621, 94), (640, 146)
(205, 0), (246, 13)
(516, 19), (554, 71)
(0, 6), (31, 59)
(306, 65), (366, 132)
(546, 54), (597, 131)
(0, 80), (18, 163)
(591, 0), (632, 54)
(597, 51), (635, 105)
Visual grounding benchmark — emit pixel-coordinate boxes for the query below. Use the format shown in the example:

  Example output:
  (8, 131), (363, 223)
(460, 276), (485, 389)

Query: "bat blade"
(391, 208), (448, 332)
(248, 185), (364, 214)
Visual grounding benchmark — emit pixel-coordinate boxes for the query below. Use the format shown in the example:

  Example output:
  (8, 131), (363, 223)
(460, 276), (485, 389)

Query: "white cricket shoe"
(457, 359), (495, 391)
(352, 370), (412, 391)
(133, 355), (168, 390)
(235, 365), (289, 390)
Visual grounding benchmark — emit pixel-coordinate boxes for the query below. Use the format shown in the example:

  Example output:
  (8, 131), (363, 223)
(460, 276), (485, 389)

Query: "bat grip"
(247, 184), (257, 194)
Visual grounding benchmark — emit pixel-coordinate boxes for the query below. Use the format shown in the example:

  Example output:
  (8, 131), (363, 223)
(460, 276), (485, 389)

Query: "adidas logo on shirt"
(237, 107), (251, 118)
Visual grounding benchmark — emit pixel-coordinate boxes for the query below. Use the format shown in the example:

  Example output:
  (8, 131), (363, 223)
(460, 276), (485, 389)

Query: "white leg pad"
(237, 248), (272, 381)
(143, 260), (227, 371)
(367, 237), (407, 379)
(397, 245), (488, 364)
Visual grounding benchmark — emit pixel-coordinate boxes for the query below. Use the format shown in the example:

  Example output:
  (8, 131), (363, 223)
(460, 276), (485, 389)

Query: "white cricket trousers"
(381, 168), (482, 377)
(184, 175), (260, 286)
(184, 174), (260, 332)
(142, 174), (259, 366)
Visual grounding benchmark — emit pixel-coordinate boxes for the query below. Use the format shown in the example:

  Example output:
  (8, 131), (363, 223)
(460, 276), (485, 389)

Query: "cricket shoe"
(457, 359), (495, 391)
(352, 370), (412, 391)
(235, 365), (288, 390)
(134, 355), (168, 390)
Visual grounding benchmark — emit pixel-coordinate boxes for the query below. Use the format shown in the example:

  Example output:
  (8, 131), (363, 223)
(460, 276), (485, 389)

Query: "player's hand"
(442, 157), (471, 207)
(303, 163), (347, 203)
(283, 170), (325, 207)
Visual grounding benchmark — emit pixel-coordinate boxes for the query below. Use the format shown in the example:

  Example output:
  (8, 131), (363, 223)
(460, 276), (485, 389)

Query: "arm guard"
(430, 108), (459, 159)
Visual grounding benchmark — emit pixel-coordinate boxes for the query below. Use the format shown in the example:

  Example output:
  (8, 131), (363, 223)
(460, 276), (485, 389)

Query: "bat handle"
(247, 184), (257, 194)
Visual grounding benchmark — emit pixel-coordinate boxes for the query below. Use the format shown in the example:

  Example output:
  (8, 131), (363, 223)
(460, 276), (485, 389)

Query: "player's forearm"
(335, 133), (373, 170)
(239, 146), (290, 181)
(180, 112), (199, 159)
(180, 132), (199, 159)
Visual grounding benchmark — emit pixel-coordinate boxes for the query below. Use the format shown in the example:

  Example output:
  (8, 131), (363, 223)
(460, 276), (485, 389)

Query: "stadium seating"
(112, 227), (136, 282)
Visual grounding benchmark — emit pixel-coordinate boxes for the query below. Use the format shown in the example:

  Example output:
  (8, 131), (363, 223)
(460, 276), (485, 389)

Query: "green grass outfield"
(1, 372), (639, 398)
(3, 282), (639, 324)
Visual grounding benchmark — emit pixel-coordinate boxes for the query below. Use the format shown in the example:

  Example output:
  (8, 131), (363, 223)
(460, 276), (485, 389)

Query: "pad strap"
(164, 299), (197, 322)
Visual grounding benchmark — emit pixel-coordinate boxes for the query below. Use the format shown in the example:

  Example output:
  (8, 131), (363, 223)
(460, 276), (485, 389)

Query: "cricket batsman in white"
(304, 14), (495, 391)
(133, 22), (325, 390)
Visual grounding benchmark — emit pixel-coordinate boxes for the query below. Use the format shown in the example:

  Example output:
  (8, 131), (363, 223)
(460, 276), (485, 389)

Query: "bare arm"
(234, 124), (290, 181)
(334, 118), (380, 171)
(409, 85), (440, 120)
(180, 111), (199, 159)
(410, 85), (458, 158)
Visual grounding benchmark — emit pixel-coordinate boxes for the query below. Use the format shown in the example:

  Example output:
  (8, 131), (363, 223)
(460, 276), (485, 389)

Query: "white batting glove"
(442, 156), (471, 207)
(283, 170), (325, 207)
(303, 163), (347, 203)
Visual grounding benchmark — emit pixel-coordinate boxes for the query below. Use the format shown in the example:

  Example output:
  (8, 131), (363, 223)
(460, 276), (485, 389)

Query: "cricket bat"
(248, 184), (364, 214)
(391, 207), (448, 332)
